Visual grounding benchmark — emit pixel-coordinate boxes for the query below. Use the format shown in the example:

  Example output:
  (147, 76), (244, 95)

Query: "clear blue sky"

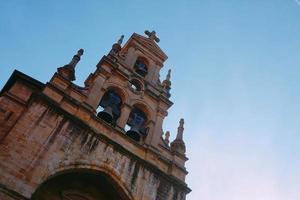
(1, 1), (300, 199)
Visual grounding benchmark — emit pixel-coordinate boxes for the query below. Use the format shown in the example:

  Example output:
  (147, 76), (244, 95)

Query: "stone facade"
(0, 31), (190, 200)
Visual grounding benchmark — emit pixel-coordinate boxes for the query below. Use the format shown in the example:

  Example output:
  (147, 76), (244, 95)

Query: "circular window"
(129, 79), (142, 92)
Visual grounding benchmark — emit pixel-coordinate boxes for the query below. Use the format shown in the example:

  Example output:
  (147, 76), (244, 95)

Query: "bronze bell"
(97, 90), (122, 124)
(135, 67), (147, 77)
(126, 126), (148, 142)
(126, 108), (148, 142)
(126, 124), (141, 141)
(134, 60), (147, 77)
(97, 106), (113, 124)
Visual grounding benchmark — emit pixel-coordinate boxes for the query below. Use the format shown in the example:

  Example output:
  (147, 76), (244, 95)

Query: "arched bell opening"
(125, 105), (149, 142)
(134, 57), (148, 77)
(97, 90), (122, 125)
(31, 169), (131, 200)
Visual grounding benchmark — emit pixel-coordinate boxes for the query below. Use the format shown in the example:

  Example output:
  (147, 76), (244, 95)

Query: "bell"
(97, 106), (113, 124)
(139, 126), (148, 136)
(134, 60), (147, 77)
(126, 125), (141, 142)
(135, 67), (147, 77)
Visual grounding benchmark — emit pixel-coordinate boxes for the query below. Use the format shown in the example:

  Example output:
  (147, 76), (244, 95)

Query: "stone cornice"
(0, 70), (44, 96)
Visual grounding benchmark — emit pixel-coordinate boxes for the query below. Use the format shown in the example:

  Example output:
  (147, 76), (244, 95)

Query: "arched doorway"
(31, 170), (130, 200)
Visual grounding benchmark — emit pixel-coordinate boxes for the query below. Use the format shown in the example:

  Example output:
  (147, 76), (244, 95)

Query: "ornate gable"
(125, 32), (168, 63)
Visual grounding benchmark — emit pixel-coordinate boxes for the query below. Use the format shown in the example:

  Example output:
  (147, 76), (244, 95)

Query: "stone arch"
(31, 166), (133, 200)
(129, 99), (154, 121)
(132, 49), (151, 66)
(102, 82), (129, 105)
(134, 55), (149, 66)
(124, 100), (155, 142)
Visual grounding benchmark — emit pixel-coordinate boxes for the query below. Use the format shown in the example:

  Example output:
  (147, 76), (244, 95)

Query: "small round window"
(129, 79), (142, 92)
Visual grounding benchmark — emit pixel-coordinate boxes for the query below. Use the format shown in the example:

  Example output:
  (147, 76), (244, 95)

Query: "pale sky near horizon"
(1, 1), (300, 200)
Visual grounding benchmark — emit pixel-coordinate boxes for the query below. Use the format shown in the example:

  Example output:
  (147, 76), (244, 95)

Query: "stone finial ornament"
(166, 69), (171, 81)
(176, 118), (184, 140)
(57, 49), (84, 81)
(162, 69), (171, 97)
(170, 118), (186, 154)
(145, 30), (160, 43)
(118, 35), (124, 45)
(69, 49), (84, 67)
(164, 131), (170, 145)
(110, 35), (124, 56)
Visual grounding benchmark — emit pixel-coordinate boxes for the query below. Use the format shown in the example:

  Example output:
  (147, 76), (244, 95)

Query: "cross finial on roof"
(145, 30), (160, 43)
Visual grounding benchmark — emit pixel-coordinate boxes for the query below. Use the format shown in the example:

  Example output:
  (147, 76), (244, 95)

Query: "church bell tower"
(0, 31), (191, 199)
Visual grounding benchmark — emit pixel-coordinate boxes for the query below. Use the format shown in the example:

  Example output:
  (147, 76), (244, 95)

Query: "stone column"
(148, 110), (165, 147)
(146, 59), (155, 83)
(85, 75), (106, 110)
(144, 120), (155, 145)
(149, 62), (161, 85)
(116, 104), (131, 130)
(124, 47), (136, 69)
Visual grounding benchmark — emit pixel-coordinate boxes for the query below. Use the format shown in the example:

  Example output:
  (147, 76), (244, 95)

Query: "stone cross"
(144, 30), (160, 43)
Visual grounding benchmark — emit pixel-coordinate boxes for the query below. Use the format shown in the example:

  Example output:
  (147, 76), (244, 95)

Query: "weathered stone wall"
(0, 99), (186, 200)
(0, 81), (31, 141)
